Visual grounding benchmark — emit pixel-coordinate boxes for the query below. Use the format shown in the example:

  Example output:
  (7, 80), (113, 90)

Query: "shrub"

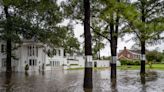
(133, 60), (140, 65)
(70, 64), (79, 66)
(120, 59), (140, 65)
(25, 64), (29, 71)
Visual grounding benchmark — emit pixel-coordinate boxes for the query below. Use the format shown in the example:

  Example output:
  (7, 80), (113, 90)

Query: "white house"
(0, 39), (65, 72)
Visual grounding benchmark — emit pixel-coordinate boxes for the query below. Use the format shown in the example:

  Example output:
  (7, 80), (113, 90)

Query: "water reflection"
(140, 74), (146, 85)
(111, 82), (118, 92)
(146, 71), (158, 82)
(111, 75), (117, 92)
(140, 71), (159, 92)
(140, 84), (147, 92)
(140, 74), (146, 92)
(0, 70), (163, 92)
(41, 71), (45, 76)
(25, 71), (29, 77)
(5, 72), (12, 92)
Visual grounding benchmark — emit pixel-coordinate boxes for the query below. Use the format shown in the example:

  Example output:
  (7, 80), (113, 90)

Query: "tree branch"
(128, 22), (142, 42)
(90, 26), (111, 42)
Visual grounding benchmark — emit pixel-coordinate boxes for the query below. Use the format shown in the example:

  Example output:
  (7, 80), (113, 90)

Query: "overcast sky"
(58, 0), (164, 56)
(73, 23), (164, 56)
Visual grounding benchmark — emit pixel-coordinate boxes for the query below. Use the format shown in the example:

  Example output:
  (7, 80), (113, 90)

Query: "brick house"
(118, 47), (141, 60)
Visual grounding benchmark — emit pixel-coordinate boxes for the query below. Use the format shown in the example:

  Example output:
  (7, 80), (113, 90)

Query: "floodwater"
(0, 69), (164, 92)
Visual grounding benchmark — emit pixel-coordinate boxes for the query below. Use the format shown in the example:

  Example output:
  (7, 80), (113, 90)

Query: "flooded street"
(0, 69), (164, 92)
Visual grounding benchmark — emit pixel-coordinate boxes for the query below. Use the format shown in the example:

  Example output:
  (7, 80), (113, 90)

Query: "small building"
(63, 53), (85, 69)
(94, 60), (121, 67)
(118, 47), (140, 60)
(93, 60), (110, 67)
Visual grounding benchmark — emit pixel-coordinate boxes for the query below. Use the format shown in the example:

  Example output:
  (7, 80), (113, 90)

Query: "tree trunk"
(83, 0), (93, 89)
(110, 36), (117, 85)
(140, 0), (146, 75)
(140, 40), (145, 75)
(110, 17), (117, 85)
(4, 6), (12, 73)
(6, 39), (12, 73)
(110, 2), (119, 85)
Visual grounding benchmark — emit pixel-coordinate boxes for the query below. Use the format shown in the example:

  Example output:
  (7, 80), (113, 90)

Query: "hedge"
(120, 59), (140, 65)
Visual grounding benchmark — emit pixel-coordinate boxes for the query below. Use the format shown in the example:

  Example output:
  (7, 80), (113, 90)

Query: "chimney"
(124, 47), (126, 50)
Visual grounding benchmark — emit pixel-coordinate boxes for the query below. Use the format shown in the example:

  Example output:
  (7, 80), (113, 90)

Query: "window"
(53, 49), (56, 56)
(50, 61), (56, 66)
(2, 58), (6, 67)
(29, 59), (32, 66)
(1, 44), (5, 53)
(55, 61), (57, 66)
(49, 61), (60, 67)
(35, 60), (37, 66)
(36, 46), (38, 57)
(58, 61), (60, 66)
(27, 46), (29, 56)
(53, 61), (55, 66)
(29, 46), (32, 56)
(33, 60), (35, 66)
(29, 59), (37, 66)
(33, 46), (35, 56)
(50, 61), (52, 66)
(28, 45), (38, 57)
(55, 61), (60, 66)
(58, 50), (61, 56)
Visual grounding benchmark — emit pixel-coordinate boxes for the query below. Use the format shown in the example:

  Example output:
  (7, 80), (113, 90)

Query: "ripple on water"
(0, 70), (164, 92)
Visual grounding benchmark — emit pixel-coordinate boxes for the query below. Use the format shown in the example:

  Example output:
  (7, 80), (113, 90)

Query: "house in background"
(118, 47), (141, 60)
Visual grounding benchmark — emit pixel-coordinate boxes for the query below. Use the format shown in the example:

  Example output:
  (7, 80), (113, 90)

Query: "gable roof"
(118, 49), (140, 55)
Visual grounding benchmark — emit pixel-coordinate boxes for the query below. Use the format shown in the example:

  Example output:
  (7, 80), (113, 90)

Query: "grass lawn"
(147, 64), (164, 70)
(67, 64), (164, 70)
(118, 64), (164, 70)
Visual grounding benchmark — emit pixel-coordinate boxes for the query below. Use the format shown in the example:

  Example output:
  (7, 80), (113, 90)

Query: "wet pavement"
(0, 69), (164, 92)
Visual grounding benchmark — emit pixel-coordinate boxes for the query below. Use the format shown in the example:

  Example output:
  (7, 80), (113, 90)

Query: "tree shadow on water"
(140, 74), (146, 85)
(111, 79), (118, 92)
(5, 72), (13, 92)
(140, 74), (146, 92)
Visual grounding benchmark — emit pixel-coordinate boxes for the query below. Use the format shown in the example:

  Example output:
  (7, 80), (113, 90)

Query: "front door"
(94, 62), (97, 67)
(29, 59), (37, 71)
